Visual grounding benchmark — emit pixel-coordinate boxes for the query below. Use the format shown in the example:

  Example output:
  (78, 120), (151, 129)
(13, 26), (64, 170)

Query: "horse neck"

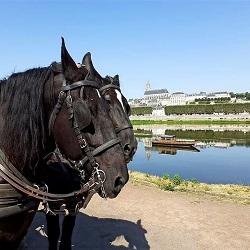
(0, 68), (54, 177)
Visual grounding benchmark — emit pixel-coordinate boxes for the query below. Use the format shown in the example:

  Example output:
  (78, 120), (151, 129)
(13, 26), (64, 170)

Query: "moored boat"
(152, 135), (196, 148)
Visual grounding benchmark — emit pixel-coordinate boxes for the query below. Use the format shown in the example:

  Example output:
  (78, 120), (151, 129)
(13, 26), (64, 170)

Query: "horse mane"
(0, 67), (53, 173)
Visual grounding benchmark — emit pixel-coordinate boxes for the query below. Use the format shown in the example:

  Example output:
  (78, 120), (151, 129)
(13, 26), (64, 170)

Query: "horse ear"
(113, 74), (120, 87)
(82, 52), (102, 79)
(61, 37), (78, 82)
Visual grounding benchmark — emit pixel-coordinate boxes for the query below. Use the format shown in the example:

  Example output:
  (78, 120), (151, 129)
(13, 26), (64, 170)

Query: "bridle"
(48, 76), (123, 198)
(0, 69), (122, 211)
(71, 79), (134, 170)
(99, 77), (133, 134)
(0, 65), (134, 214)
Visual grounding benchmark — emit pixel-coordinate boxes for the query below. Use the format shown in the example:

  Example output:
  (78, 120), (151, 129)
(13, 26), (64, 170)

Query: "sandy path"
(24, 182), (250, 250)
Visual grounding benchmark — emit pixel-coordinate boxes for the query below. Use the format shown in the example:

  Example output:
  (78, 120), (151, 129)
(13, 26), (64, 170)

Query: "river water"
(128, 125), (250, 185)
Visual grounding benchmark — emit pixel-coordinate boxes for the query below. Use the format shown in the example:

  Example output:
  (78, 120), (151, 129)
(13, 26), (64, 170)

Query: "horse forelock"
(0, 67), (53, 174)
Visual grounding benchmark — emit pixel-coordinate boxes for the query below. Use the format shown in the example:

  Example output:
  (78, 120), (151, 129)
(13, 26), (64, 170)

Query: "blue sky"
(0, 1), (249, 98)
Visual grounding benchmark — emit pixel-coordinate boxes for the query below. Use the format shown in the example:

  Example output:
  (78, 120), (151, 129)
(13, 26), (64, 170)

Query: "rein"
(0, 68), (133, 214)
(0, 76), (119, 210)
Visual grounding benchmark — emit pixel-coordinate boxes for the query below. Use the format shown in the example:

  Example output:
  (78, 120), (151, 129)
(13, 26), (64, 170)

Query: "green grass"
(129, 171), (250, 205)
(131, 119), (250, 125)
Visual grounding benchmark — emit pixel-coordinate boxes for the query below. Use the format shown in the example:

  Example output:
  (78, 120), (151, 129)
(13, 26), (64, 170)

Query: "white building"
(162, 92), (186, 106)
(207, 92), (231, 99)
(186, 92), (207, 103)
(142, 82), (169, 106)
(152, 107), (165, 116)
(129, 82), (232, 107)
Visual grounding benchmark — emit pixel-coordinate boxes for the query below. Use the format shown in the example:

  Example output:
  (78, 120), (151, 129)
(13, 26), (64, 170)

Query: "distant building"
(128, 82), (232, 107)
(143, 81), (169, 106)
(163, 92), (186, 106)
(152, 106), (165, 116)
(186, 92), (207, 103)
(207, 92), (231, 99)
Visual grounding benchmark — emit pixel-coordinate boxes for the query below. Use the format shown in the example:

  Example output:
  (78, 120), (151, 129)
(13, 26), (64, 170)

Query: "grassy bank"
(132, 119), (250, 125)
(129, 171), (250, 205)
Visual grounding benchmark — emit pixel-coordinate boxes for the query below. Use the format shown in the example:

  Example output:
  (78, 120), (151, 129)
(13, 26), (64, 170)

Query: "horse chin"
(125, 156), (133, 163)
(98, 189), (120, 199)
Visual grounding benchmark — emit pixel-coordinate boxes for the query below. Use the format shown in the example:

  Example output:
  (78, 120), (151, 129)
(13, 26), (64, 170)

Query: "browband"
(62, 80), (99, 92)
(99, 84), (120, 93)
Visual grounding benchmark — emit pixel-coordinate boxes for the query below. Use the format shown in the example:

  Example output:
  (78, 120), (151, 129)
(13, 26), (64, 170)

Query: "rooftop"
(172, 92), (185, 95)
(144, 89), (169, 95)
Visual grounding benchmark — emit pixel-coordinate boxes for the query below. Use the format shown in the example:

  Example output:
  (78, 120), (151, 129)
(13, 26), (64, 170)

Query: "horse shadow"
(24, 211), (150, 250)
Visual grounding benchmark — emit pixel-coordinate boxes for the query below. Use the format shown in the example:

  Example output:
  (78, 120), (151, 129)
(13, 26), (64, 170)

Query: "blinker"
(73, 99), (92, 130)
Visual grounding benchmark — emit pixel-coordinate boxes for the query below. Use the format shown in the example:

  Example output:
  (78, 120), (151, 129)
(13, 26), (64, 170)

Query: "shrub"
(162, 173), (170, 180)
(131, 107), (152, 115)
(172, 174), (183, 185)
(160, 183), (175, 191)
(165, 103), (250, 115)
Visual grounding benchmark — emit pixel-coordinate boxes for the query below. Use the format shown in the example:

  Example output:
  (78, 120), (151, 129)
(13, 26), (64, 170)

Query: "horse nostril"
(114, 176), (125, 188)
(124, 144), (131, 155)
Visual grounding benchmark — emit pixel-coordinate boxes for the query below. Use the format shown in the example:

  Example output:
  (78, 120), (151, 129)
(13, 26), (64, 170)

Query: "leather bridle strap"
(48, 91), (67, 135)
(75, 138), (121, 169)
(115, 125), (133, 134)
(49, 78), (100, 135)
(62, 80), (99, 92)
(99, 84), (120, 93)
(99, 84), (134, 135)
(0, 162), (101, 202)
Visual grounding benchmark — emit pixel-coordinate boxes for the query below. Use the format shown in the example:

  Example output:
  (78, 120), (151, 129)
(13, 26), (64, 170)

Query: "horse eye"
(104, 95), (111, 103)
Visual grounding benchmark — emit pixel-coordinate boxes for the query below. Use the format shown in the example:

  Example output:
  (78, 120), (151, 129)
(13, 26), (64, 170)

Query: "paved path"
(24, 183), (250, 250)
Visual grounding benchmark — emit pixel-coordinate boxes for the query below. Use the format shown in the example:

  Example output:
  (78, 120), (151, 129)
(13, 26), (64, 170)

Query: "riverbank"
(132, 119), (250, 125)
(25, 180), (250, 250)
(129, 171), (250, 205)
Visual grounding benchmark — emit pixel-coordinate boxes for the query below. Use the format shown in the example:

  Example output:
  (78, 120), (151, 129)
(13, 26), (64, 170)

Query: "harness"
(0, 69), (133, 216)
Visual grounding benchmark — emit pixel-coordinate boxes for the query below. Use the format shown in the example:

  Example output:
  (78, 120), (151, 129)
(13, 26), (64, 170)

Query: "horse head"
(48, 39), (128, 198)
(82, 53), (137, 163)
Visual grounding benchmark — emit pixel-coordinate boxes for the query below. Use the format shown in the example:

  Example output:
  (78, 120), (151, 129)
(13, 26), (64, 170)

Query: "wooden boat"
(152, 135), (196, 148)
(152, 145), (200, 155)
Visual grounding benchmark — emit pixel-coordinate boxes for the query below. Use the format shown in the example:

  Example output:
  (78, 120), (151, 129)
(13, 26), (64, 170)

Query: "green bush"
(160, 183), (175, 191)
(172, 174), (183, 185)
(162, 173), (170, 180)
(131, 107), (152, 115)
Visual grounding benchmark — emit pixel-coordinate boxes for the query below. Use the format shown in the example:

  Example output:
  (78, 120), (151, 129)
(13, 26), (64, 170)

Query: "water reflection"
(134, 125), (250, 147)
(129, 125), (250, 184)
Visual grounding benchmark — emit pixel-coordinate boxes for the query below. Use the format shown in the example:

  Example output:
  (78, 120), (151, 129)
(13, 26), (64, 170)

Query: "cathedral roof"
(144, 89), (169, 95)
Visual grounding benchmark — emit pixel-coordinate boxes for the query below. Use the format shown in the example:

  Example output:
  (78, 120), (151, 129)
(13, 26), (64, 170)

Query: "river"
(128, 125), (250, 185)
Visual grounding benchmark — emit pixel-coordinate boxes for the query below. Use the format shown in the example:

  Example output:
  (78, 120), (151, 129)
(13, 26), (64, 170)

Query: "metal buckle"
(93, 163), (107, 199)
(80, 169), (85, 180)
(94, 166), (106, 184)
(66, 93), (72, 103)
(59, 91), (65, 98)
(80, 138), (87, 148)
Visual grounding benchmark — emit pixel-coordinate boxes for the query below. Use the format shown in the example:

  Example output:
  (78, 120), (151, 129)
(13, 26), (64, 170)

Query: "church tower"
(145, 81), (151, 91)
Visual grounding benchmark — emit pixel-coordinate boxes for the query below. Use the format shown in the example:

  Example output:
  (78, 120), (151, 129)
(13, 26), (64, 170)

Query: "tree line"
(164, 103), (250, 115)
(230, 92), (250, 100)
(131, 103), (250, 115)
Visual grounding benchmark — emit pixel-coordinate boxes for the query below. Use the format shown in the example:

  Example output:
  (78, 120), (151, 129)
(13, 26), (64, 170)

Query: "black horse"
(44, 52), (137, 250)
(0, 38), (131, 249)
(82, 52), (137, 163)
